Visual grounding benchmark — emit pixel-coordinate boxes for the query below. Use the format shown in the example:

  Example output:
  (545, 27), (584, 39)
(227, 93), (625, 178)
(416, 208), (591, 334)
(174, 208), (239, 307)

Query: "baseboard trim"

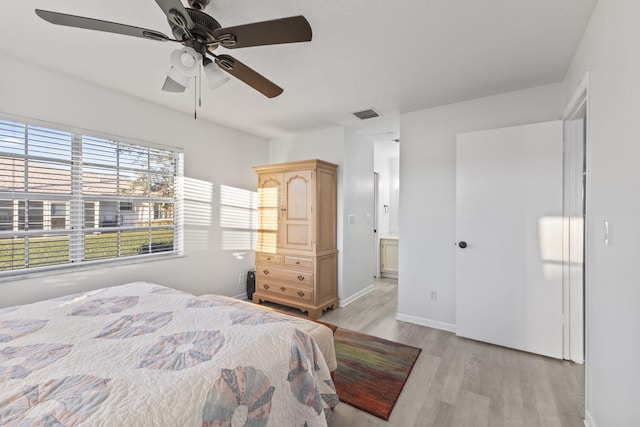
(339, 284), (375, 307)
(584, 410), (596, 427)
(232, 292), (248, 300)
(396, 313), (456, 333)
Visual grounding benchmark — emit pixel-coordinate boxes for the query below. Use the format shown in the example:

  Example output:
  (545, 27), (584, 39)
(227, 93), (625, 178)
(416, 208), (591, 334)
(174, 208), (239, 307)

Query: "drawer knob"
(263, 269), (269, 275)
(297, 275), (305, 281)
(267, 257), (271, 261)
(280, 286), (286, 292)
(263, 284), (270, 290)
(295, 261), (300, 265)
(297, 291), (305, 297)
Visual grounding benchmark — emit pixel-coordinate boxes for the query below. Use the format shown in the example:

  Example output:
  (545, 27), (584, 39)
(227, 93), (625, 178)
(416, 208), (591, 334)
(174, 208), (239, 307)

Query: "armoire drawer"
(256, 253), (283, 266)
(256, 266), (313, 286)
(284, 255), (314, 270)
(257, 280), (313, 302)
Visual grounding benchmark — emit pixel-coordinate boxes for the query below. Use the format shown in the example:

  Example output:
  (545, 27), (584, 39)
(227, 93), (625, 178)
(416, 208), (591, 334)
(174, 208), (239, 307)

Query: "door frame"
(562, 72), (589, 365)
(373, 171), (379, 277)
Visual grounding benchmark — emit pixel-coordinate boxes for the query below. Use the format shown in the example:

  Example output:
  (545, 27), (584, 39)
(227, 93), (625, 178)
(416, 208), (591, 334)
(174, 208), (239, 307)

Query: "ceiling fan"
(35, 0), (312, 98)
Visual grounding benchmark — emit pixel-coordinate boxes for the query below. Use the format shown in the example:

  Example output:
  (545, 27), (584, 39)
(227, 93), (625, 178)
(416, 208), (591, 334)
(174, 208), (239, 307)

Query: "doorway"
(373, 141), (400, 279)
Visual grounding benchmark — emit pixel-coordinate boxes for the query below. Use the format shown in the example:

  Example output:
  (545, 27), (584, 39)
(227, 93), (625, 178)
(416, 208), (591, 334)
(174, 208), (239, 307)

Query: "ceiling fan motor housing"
(171, 8), (221, 47)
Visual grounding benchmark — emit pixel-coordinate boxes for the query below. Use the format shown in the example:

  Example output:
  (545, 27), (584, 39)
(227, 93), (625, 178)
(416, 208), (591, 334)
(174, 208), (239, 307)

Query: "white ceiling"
(0, 0), (596, 142)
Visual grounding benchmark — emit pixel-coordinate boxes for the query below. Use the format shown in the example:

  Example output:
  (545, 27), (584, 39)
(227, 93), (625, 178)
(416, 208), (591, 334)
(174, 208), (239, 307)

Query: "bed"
(0, 282), (338, 426)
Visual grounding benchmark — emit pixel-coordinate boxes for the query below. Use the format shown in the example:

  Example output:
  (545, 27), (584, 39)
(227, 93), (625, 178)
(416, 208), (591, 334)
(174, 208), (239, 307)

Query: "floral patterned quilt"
(198, 294), (337, 372)
(0, 282), (338, 426)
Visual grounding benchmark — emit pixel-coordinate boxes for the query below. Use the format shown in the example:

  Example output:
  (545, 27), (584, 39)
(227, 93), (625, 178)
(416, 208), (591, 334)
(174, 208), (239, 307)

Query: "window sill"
(0, 252), (186, 284)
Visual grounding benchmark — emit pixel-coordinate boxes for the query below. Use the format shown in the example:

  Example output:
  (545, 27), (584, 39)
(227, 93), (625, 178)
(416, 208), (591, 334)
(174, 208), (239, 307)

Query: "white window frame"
(0, 114), (183, 279)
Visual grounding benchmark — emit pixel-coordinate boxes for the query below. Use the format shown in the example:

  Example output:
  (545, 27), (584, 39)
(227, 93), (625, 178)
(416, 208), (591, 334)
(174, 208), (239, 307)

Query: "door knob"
(458, 241), (467, 249)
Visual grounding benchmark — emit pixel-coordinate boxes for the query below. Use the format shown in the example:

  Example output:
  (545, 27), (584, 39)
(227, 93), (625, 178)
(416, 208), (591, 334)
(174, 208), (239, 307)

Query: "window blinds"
(0, 118), (183, 276)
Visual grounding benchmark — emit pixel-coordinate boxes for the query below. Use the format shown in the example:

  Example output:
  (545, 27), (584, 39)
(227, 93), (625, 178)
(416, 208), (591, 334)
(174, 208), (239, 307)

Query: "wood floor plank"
(383, 353), (441, 426)
(449, 389), (491, 427)
(416, 398), (455, 427)
(497, 345), (526, 427)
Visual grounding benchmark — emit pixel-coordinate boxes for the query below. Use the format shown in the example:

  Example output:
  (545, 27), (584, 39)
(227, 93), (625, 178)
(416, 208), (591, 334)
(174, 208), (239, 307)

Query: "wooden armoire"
(252, 159), (338, 319)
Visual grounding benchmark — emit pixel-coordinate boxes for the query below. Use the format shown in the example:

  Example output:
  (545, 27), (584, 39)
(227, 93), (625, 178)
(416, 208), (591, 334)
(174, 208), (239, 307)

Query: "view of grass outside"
(0, 229), (173, 271)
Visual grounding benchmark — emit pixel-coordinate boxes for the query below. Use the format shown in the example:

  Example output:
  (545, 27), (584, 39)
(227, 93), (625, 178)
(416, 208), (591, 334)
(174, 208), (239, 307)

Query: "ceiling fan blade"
(155, 0), (195, 30)
(35, 9), (171, 41)
(213, 16), (312, 49)
(215, 54), (283, 98)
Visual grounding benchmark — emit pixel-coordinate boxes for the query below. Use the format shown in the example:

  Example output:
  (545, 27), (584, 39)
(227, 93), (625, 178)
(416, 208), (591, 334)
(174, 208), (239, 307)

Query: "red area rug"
(333, 328), (421, 420)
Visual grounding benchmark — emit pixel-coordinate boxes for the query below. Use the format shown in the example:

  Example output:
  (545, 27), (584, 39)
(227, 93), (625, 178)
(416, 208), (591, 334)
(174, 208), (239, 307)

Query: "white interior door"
(456, 121), (563, 359)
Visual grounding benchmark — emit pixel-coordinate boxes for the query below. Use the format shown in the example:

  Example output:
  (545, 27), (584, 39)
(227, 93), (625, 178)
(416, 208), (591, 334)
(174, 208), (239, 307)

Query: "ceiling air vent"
(353, 109), (380, 120)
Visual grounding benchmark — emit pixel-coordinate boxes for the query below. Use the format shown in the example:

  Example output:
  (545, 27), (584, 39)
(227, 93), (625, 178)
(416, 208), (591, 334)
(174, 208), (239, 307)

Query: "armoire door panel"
(286, 224), (310, 247)
(284, 172), (312, 220)
(258, 173), (283, 249)
(283, 171), (313, 250)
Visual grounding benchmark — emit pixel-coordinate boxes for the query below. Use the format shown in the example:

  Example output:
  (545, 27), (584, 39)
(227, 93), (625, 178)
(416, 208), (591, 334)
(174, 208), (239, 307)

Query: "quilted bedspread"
(0, 282), (338, 426)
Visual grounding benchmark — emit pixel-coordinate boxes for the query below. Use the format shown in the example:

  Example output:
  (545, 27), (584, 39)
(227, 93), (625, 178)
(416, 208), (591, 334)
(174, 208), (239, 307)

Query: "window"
(84, 202), (95, 229)
(0, 118), (183, 276)
(0, 201), (12, 231)
(50, 202), (67, 230)
(18, 201), (44, 231)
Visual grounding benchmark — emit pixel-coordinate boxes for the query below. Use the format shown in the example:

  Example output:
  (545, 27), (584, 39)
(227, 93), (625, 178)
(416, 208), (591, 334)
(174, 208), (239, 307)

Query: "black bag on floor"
(246, 269), (256, 300)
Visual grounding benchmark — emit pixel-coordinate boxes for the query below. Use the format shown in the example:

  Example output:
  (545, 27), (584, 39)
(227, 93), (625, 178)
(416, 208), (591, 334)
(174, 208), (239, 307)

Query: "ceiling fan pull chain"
(194, 74), (197, 120)
(198, 64), (202, 107)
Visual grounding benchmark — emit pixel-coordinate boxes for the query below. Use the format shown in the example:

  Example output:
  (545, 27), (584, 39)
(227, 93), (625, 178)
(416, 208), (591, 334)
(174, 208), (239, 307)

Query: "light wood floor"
(315, 278), (585, 427)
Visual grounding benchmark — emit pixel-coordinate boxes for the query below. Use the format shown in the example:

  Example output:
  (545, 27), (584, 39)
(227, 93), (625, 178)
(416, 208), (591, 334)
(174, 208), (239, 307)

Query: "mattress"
(0, 282), (338, 426)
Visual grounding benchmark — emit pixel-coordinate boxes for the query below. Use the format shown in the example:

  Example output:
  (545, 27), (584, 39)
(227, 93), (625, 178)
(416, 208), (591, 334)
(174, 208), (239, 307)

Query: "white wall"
(267, 127), (345, 165)
(398, 84), (563, 329)
(563, 1), (640, 425)
(268, 126), (374, 302)
(0, 53), (268, 307)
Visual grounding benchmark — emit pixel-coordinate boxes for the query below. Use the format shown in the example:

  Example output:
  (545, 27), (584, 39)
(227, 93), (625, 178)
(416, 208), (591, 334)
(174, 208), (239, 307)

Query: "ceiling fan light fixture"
(162, 75), (187, 92)
(203, 57), (230, 90)
(180, 51), (196, 67)
(170, 47), (201, 77)
(165, 65), (192, 89)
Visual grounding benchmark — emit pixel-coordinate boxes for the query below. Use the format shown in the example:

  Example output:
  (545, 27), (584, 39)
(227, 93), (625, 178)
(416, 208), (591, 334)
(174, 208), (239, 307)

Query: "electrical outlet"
(239, 273), (246, 284)
(430, 290), (438, 302)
